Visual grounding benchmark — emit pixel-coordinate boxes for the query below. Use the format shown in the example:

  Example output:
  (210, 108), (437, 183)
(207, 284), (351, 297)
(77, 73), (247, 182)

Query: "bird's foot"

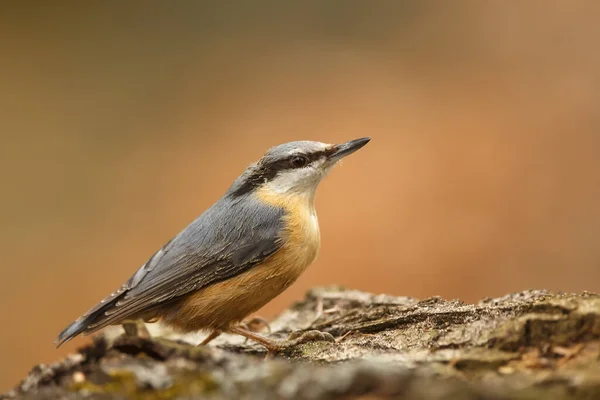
(200, 317), (271, 347)
(229, 325), (334, 358)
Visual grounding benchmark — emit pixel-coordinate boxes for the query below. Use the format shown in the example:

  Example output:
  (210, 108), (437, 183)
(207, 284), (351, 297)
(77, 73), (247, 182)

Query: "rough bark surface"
(4, 287), (600, 399)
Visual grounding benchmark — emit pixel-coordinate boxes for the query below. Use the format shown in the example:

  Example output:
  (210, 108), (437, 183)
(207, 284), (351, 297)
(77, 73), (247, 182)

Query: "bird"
(55, 137), (370, 353)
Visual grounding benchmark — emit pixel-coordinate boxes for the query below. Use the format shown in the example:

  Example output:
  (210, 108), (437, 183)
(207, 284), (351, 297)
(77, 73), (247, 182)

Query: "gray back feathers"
(56, 193), (284, 346)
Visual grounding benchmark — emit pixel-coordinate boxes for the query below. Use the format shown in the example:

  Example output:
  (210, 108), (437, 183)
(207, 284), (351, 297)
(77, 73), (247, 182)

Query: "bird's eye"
(290, 155), (309, 168)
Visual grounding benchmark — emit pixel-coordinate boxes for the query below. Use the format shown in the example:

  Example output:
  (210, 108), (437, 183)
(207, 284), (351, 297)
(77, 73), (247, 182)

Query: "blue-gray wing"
(60, 195), (284, 339)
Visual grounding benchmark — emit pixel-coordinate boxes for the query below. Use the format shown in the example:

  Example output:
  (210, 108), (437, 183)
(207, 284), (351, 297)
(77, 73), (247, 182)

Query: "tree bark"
(5, 287), (600, 399)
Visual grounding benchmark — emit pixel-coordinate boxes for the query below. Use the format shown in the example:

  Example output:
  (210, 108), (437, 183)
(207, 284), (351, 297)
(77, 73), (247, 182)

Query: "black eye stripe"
(268, 151), (325, 170)
(290, 150), (328, 164)
(227, 148), (335, 197)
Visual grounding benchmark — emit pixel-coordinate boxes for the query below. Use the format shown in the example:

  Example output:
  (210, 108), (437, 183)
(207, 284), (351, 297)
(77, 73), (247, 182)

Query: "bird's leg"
(200, 330), (222, 345)
(200, 318), (269, 347)
(121, 319), (151, 340)
(229, 325), (279, 351)
(229, 325), (334, 357)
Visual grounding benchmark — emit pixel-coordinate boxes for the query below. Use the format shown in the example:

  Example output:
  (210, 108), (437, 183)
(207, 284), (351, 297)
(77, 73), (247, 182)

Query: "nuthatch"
(56, 137), (370, 352)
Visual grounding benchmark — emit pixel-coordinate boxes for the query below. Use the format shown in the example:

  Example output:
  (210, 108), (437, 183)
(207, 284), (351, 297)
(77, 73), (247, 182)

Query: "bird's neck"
(257, 182), (317, 210)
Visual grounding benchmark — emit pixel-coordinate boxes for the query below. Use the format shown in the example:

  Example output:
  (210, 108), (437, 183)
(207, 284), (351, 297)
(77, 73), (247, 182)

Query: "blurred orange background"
(1, 1), (600, 391)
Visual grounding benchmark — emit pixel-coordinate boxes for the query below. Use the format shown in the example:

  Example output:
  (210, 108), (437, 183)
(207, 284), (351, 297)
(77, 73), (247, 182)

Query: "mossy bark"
(5, 287), (600, 399)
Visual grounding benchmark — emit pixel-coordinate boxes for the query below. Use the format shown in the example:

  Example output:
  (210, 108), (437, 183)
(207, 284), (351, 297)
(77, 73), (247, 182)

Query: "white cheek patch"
(266, 171), (303, 194)
(265, 167), (325, 195)
(263, 148), (334, 195)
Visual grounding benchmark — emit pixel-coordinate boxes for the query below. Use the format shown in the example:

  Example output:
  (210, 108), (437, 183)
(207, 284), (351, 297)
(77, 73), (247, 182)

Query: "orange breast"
(160, 187), (321, 332)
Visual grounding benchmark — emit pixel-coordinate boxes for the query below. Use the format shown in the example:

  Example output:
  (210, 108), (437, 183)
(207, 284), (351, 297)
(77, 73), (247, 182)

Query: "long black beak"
(328, 137), (371, 162)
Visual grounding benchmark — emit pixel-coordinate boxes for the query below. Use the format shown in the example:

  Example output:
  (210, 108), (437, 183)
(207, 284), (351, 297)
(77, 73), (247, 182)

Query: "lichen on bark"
(4, 287), (600, 399)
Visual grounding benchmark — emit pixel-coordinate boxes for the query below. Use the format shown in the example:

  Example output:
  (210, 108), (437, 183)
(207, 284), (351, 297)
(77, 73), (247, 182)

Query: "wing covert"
(88, 195), (284, 328)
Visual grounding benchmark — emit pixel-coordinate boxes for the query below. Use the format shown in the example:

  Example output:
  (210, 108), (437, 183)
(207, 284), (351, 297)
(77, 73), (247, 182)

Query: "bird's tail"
(54, 285), (132, 348)
(55, 297), (121, 348)
(54, 315), (96, 348)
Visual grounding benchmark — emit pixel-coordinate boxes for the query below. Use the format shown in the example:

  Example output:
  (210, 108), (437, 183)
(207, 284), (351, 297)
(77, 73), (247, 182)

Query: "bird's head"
(227, 138), (371, 199)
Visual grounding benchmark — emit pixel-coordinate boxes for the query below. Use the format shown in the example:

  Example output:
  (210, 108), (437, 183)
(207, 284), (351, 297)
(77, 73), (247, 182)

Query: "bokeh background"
(1, 1), (600, 391)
